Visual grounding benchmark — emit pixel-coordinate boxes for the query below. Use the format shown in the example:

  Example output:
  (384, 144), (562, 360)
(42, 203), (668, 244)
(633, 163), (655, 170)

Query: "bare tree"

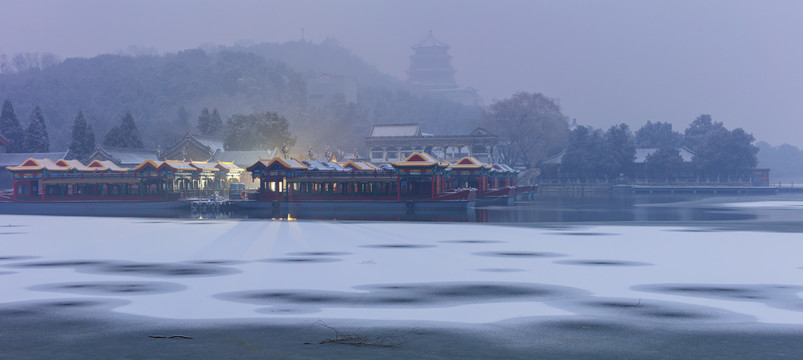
(7, 52), (62, 73)
(484, 92), (569, 168)
(0, 53), (10, 74)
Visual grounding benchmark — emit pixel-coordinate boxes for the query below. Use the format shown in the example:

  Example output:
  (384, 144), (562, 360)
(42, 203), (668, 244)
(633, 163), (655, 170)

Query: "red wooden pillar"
(431, 174), (435, 199)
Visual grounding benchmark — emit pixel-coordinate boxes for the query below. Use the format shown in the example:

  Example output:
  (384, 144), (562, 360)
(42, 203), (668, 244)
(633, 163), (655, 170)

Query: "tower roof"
(412, 31), (450, 49)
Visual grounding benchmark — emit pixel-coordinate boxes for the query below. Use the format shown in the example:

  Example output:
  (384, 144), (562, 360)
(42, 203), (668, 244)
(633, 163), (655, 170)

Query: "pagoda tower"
(407, 31), (458, 90)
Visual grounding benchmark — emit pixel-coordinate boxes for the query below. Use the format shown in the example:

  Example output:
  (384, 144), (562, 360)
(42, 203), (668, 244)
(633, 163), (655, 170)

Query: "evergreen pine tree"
(0, 100), (25, 152)
(120, 111), (143, 148)
(103, 125), (120, 147)
(197, 107), (211, 135)
(208, 108), (223, 135)
(176, 106), (190, 130)
(103, 111), (143, 149)
(24, 105), (49, 152)
(86, 123), (96, 154)
(69, 110), (95, 160)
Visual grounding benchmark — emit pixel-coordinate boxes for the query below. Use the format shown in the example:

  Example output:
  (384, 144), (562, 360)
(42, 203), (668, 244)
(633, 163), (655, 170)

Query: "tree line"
(1, 98), (295, 160)
(0, 52), (62, 74)
(4, 90), (760, 183)
(482, 92), (759, 182)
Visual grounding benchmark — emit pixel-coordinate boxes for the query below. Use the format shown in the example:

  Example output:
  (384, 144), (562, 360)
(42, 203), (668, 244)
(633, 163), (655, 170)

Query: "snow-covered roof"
(492, 164), (517, 173)
(116, 151), (156, 165)
(635, 147), (696, 163)
(328, 162), (347, 171)
(163, 133), (222, 160)
(190, 161), (219, 172)
(211, 150), (276, 167)
(471, 128), (495, 137)
(162, 160), (196, 171)
(0, 151), (71, 167)
(302, 160), (338, 171)
(192, 135), (225, 154)
(134, 159), (164, 171)
(90, 146), (157, 166)
(55, 159), (94, 172)
(87, 160), (129, 172)
(449, 157), (485, 169)
(247, 158), (309, 171)
(344, 161), (378, 171)
(392, 152), (439, 167)
(7, 158), (71, 172)
(369, 124), (421, 137)
(215, 162), (243, 172)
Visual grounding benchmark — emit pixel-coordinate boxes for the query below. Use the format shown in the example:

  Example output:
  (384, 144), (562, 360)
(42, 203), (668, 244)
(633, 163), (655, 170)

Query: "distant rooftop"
(211, 150), (276, 167)
(369, 124), (421, 137)
(412, 31), (450, 49)
(91, 146), (158, 166)
(634, 147), (696, 163)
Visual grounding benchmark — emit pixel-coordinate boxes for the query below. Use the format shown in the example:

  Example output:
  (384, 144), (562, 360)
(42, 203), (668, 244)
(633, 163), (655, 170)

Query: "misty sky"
(2, 0), (802, 147)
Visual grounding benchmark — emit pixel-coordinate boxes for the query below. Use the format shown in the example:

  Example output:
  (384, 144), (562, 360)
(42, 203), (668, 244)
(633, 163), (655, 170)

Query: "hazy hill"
(224, 38), (404, 91)
(0, 49), (305, 150)
(0, 40), (482, 153)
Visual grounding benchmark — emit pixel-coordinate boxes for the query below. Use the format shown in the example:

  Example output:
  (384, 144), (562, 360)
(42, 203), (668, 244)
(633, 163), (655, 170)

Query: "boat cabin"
(448, 157), (491, 192)
(245, 153), (464, 202)
(8, 158), (244, 201)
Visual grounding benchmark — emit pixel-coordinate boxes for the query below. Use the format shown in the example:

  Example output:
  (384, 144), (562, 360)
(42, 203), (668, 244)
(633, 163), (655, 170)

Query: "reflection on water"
(229, 194), (771, 223)
(475, 195), (758, 223)
(4, 193), (800, 224)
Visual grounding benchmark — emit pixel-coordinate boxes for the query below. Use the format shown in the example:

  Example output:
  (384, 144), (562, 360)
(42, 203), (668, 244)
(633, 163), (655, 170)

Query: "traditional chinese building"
(163, 132), (224, 162)
(87, 146), (159, 168)
(365, 124), (498, 164)
(408, 31), (457, 90)
(407, 31), (480, 106)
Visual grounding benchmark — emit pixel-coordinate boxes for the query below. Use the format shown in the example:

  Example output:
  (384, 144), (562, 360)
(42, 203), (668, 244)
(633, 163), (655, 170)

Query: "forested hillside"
(0, 40), (482, 153)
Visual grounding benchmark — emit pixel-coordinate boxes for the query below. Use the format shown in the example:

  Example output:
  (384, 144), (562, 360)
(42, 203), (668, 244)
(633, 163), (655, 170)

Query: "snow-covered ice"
(2, 214), (803, 325)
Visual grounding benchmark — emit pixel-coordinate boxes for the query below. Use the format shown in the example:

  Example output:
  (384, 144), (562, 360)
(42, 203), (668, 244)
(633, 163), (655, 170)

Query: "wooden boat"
(1, 158), (240, 216)
(241, 153), (477, 211)
(2, 152), (541, 216)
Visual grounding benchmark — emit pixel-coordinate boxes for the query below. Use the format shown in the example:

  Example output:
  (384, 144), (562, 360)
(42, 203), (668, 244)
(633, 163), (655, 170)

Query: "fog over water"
(3, 0), (803, 147)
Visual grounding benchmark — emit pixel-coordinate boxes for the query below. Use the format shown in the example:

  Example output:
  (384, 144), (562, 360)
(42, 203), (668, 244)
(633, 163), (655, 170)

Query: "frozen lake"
(2, 194), (803, 359)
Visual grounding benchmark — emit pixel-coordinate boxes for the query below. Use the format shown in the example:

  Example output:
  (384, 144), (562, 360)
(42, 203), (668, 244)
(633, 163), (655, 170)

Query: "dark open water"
(203, 193), (803, 228)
